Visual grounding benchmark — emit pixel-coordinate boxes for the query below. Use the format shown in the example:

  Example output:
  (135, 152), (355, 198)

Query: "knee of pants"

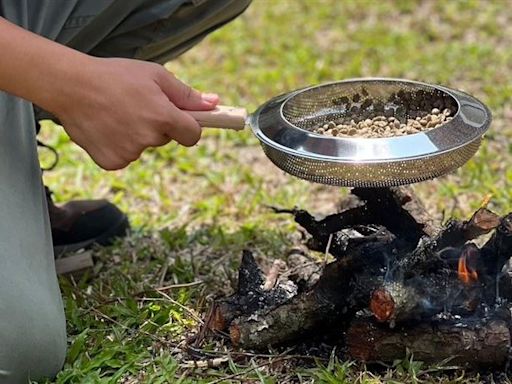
(0, 301), (67, 383)
(148, 0), (254, 63)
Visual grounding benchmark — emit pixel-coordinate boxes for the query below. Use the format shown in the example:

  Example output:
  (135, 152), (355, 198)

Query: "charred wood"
(208, 190), (512, 364)
(482, 213), (512, 277)
(352, 186), (440, 240)
(436, 208), (500, 250)
(228, 238), (393, 349)
(370, 269), (483, 327)
(274, 187), (438, 259)
(395, 210), (499, 278)
(347, 317), (510, 368)
(206, 250), (296, 333)
(285, 248), (322, 292)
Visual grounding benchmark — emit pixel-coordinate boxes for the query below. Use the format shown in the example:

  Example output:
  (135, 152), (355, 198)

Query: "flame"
(458, 249), (478, 285)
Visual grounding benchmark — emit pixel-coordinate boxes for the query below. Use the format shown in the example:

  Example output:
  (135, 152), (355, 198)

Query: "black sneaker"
(46, 187), (130, 256)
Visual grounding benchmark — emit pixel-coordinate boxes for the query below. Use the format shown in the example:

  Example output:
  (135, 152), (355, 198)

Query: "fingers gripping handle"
(186, 105), (248, 131)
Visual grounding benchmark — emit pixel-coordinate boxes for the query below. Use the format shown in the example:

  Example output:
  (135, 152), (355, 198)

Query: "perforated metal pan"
(188, 78), (491, 187)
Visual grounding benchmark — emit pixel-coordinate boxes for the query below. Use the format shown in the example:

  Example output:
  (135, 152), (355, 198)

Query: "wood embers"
(203, 187), (512, 368)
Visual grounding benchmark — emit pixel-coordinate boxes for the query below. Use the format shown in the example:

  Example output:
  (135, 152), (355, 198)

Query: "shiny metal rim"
(250, 78), (491, 164)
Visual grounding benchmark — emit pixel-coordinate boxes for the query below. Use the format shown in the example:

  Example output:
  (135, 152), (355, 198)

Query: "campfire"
(203, 187), (512, 368)
(458, 246), (479, 285)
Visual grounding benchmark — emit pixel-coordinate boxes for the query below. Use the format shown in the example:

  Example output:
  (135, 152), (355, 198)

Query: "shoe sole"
(53, 215), (130, 257)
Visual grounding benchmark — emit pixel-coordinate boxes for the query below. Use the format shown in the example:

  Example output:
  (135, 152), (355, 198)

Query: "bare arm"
(0, 17), (219, 170)
(0, 18), (88, 110)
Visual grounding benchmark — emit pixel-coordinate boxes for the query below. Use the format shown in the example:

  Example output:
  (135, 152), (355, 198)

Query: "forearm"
(0, 17), (216, 170)
(0, 17), (90, 113)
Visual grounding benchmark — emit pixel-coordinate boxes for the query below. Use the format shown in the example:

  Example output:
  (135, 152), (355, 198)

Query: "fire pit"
(203, 187), (512, 368)
(196, 79), (507, 369)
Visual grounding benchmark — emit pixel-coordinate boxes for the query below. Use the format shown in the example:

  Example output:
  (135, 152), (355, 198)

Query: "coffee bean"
(384, 108), (394, 117)
(361, 98), (372, 109)
(317, 90), (455, 138)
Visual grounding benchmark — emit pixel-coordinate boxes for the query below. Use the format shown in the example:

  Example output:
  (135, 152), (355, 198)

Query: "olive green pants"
(0, 0), (250, 382)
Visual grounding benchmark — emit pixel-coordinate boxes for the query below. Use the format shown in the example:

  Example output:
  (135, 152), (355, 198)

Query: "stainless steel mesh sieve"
(248, 78), (491, 187)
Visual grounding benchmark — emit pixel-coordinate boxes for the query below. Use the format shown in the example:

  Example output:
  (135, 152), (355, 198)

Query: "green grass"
(38, 0), (512, 382)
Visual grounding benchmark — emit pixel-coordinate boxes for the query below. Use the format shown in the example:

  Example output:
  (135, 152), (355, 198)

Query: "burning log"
(371, 244), (485, 326)
(206, 250), (297, 332)
(229, 236), (393, 349)
(286, 248), (322, 291)
(351, 186), (441, 239)
(347, 317), (511, 367)
(206, 186), (512, 368)
(370, 281), (421, 325)
(223, 225), (398, 349)
(273, 186), (438, 259)
(394, 209), (500, 278)
(482, 213), (512, 277)
(436, 208), (500, 250)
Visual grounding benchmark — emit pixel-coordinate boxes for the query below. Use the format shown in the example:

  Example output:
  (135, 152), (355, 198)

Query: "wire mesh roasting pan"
(189, 78), (491, 187)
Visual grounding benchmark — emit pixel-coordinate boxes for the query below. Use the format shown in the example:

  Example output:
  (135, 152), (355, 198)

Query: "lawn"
(38, 0), (512, 382)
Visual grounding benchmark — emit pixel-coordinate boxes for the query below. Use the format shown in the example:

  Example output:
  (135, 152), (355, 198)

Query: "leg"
(0, 1), (250, 381)
(0, 2), (110, 381)
(63, 0), (253, 63)
(0, 94), (67, 383)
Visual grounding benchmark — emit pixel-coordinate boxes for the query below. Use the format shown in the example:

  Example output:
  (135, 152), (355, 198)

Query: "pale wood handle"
(185, 105), (248, 131)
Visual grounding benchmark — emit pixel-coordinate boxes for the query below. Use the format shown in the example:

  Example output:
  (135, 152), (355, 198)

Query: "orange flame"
(458, 248), (478, 285)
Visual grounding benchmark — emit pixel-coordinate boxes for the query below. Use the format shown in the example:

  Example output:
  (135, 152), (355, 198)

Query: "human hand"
(47, 57), (219, 170)
(0, 19), (218, 170)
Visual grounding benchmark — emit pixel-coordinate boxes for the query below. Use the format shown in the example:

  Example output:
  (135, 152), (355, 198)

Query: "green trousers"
(0, 1), (250, 382)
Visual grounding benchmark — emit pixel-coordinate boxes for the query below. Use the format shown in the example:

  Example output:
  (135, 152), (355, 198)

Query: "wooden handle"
(185, 105), (248, 131)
